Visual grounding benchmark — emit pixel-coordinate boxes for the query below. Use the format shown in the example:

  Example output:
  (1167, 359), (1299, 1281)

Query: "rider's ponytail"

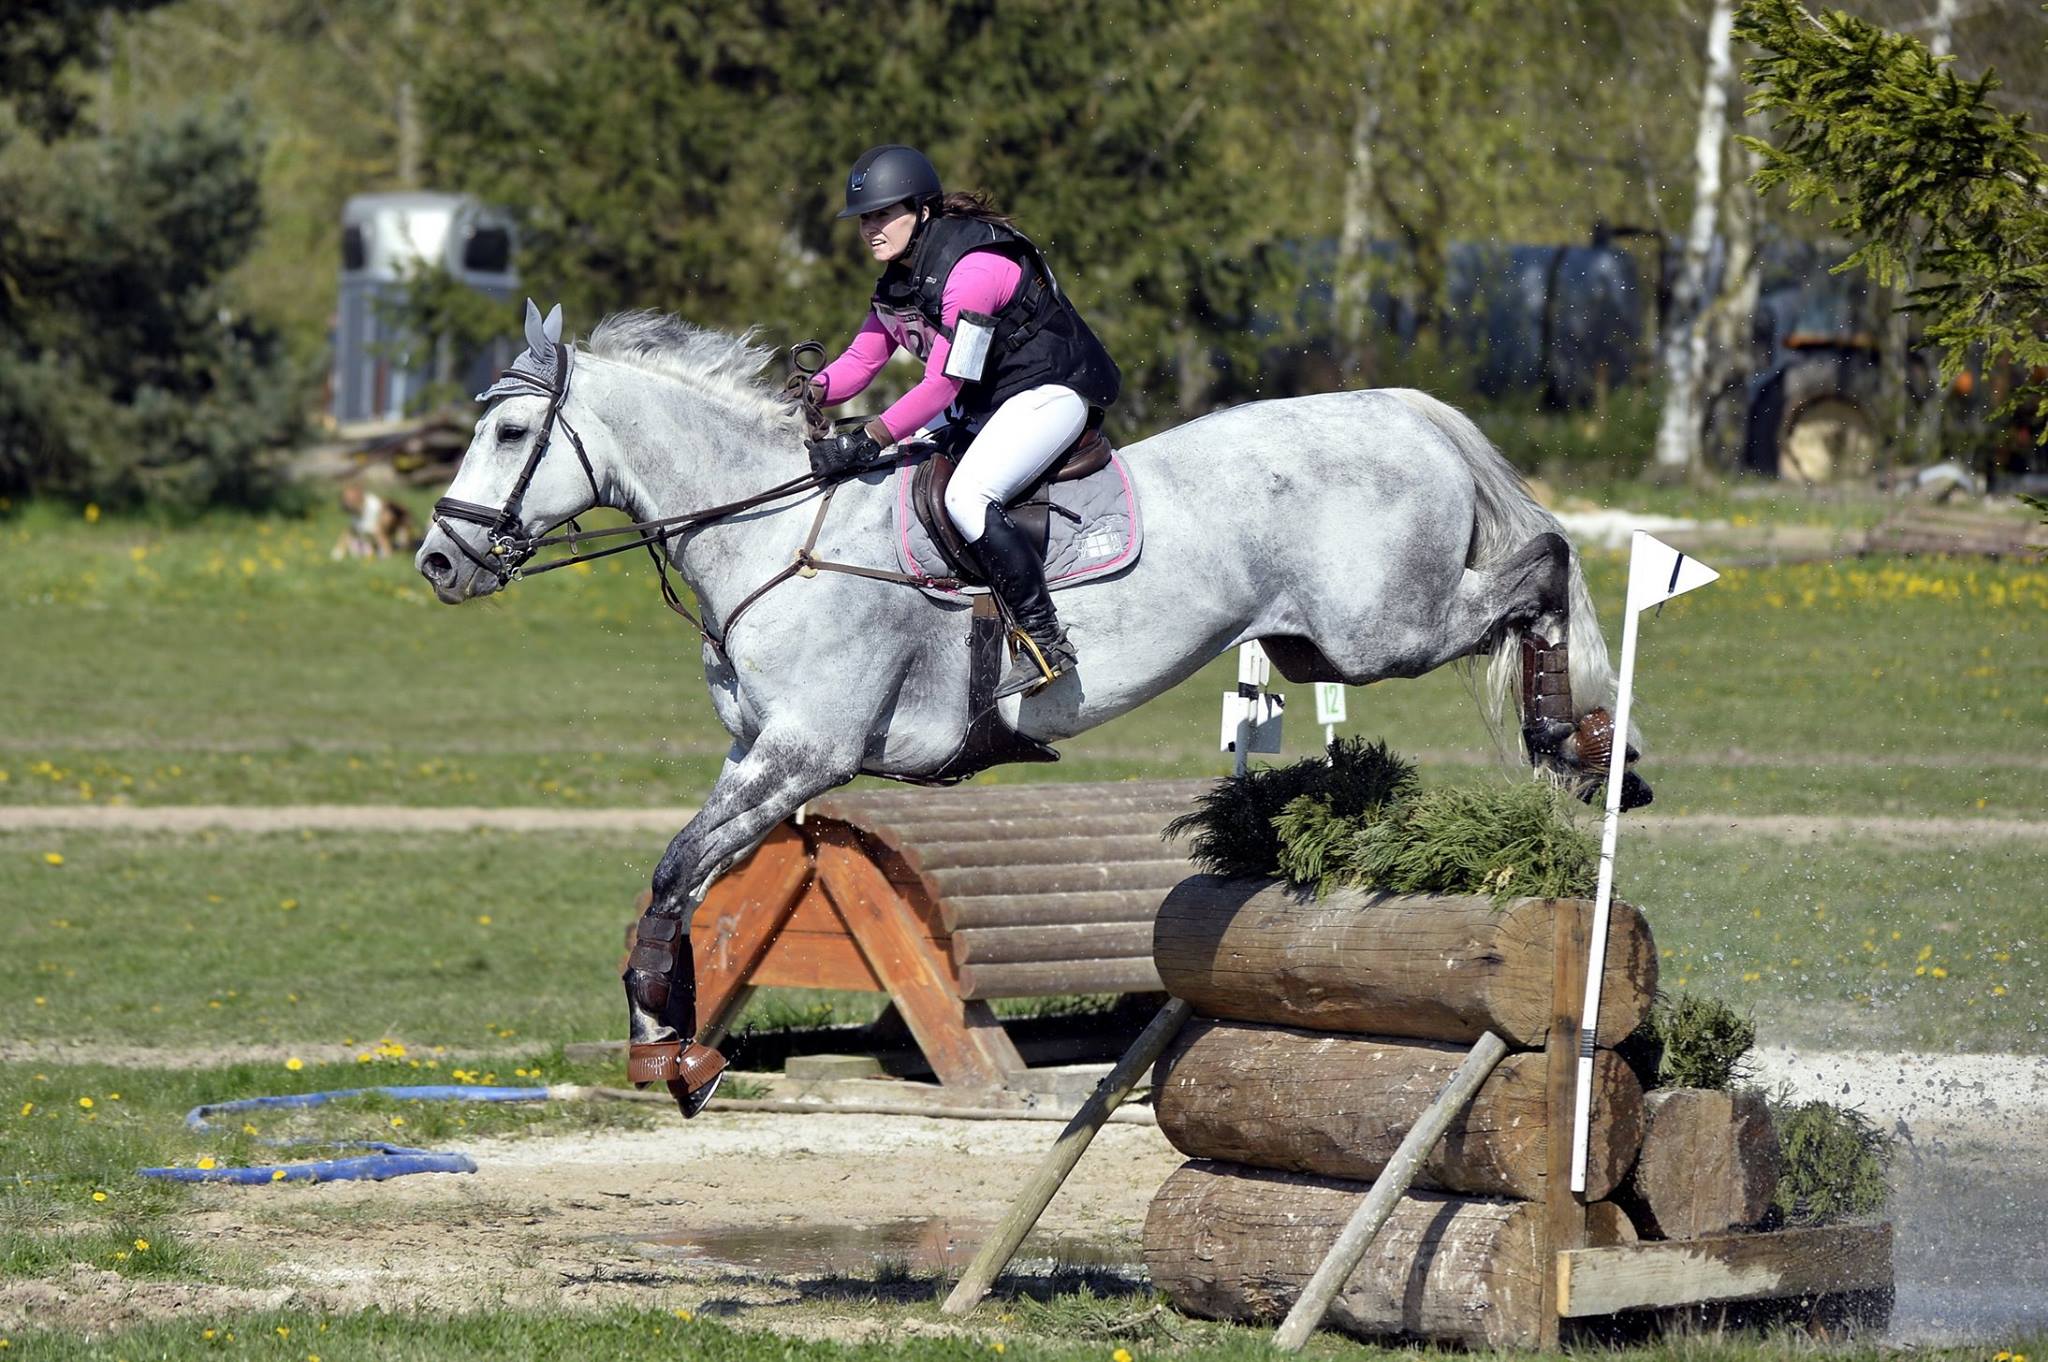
(936, 190), (1013, 227)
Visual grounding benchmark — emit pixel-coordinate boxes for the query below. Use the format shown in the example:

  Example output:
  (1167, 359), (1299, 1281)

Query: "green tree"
(0, 5), (306, 510)
(1736, 0), (2048, 436)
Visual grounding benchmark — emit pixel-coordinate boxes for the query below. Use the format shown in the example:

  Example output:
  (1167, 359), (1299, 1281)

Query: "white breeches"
(942, 384), (1088, 543)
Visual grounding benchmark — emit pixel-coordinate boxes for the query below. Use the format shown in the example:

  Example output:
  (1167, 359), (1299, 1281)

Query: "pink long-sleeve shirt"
(815, 249), (1024, 442)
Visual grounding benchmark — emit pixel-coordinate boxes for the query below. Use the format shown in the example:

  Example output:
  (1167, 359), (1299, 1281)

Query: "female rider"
(798, 144), (1120, 699)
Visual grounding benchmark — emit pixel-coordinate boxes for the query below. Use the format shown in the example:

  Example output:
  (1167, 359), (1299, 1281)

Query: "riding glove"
(806, 419), (891, 481)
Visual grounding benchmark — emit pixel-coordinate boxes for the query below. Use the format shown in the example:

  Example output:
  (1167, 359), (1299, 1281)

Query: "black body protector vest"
(871, 215), (1121, 422)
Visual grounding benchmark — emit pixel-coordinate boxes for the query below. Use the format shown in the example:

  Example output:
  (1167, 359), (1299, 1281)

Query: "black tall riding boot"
(974, 503), (1078, 699)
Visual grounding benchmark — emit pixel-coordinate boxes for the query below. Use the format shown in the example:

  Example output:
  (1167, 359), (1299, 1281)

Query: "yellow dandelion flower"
(673, 1309), (693, 1321)
(476, 914), (492, 925)
(107, 1093), (119, 1101)
(84, 503), (100, 523)
(18, 1103), (31, 1117)
(991, 1344), (1006, 1354)
(203, 1330), (215, 1340)
(1931, 967), (1948, 979)
(198, 1157), (217, 1170)
(113, 1250), (128, 1261)
(1113, 1349), (1133, 1362)
(389, 1115), (405, 1128)
(276, 1326), (290, 1340)
(271, 1169), (287, 1182)
(92, 1190), (107, 1202)
(32, 997), (44, 1007)
(279, 899), (298, 910)
(242, 1123), (259, 1135)
(77, 1096), (93, 1109)
(285, 1057), (304, 1072)
(42, 852), (63, 866)
(134, 1238), (149, 1252)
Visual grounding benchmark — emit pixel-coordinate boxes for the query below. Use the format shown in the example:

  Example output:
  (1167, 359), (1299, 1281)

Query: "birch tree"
(1652, 0), (1738, 480)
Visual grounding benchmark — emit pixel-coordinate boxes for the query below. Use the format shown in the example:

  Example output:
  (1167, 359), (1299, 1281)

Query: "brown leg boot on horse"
(1519, 634), (1652, 811)
(622, 910), (727, 1117)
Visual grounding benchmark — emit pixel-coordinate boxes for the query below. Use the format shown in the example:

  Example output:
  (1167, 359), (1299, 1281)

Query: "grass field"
(3, 488), (2044, 1355)
(4, 499), (2044, 813)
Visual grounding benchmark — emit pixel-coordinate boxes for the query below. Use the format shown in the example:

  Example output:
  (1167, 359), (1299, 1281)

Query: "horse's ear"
(541, 304), (564, 347)
(522, 298), (550, 356)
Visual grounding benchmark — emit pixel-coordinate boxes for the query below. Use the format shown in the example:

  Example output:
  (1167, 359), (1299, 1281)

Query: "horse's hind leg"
(1375, 531), (1570, 678)
(624, 728), (860, 1116)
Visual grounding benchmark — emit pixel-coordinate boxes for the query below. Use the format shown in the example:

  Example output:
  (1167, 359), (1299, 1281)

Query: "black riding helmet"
(836, 144), (942, 219)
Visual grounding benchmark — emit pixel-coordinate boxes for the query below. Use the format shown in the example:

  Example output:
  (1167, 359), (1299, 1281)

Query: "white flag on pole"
(1625, 532), (1720, 614)
(1568, 530), (1718, 1194)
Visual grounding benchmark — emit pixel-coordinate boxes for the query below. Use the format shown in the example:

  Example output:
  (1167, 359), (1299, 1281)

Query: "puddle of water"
(628, 1217), (1141, 1280)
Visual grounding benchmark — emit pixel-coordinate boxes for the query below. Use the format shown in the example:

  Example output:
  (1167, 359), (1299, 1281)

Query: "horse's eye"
(498, 423), (529, 443)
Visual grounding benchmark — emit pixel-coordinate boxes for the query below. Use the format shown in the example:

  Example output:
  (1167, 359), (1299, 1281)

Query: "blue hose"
(181, 1085), (548, 1133)
(137, 1085), (551, 1186)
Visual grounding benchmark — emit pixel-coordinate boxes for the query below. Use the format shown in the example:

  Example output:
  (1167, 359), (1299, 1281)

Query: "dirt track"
(7, 803), (2046, 844)
(3, 1051), (2044, 1344)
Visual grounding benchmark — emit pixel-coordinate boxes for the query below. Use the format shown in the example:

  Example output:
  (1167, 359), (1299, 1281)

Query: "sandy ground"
(5, 1048), (2046, 1345)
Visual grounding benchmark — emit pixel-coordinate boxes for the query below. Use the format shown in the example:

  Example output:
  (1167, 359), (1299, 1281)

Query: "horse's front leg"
(622, 728), (861, 1116)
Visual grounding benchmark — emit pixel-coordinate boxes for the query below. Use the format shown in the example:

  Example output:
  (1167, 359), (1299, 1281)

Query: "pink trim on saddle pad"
(893, 450), (1142, 600)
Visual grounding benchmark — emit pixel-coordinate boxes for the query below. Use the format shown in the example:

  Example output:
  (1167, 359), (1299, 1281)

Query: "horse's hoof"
(628, 1040), (728, 1118)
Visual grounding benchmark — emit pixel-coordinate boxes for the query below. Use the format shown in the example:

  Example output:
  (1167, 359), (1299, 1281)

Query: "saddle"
(910, 422), (1113, 583)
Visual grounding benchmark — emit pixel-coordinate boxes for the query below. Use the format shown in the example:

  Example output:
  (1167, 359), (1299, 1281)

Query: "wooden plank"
(927, 858), (1194, 898)
(781, 877), (948, 947)
(955, 957), (1165, 1000)
(893, 834), (1180, 873)
(859, 811), (1187, 844)
(687, 825), (812, 1043)
(951, 921), (1156, 966)
(943, 889), (1167, 931)
(812, 778), (1211, 824)
(746, 930), (886, 992)
(1154, 878), (1656, 1046)
(1555, 1223), (1894, 1317)
(814, 825), (1024, 1088)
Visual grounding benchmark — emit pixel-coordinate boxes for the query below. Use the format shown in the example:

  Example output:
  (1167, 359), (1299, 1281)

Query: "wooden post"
(1271, 1030), (1510, 1353)
(940, 997), (1192, 1316)
(1540, 898), (1593, 1345)
(814, 825), (1024, 1088)
(689, 825), (813, 1048)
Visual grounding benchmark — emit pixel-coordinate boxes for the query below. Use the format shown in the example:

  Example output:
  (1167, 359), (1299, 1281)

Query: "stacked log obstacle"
(1141, 874), (1892, 1348)
(663, 779), (1206, 1089)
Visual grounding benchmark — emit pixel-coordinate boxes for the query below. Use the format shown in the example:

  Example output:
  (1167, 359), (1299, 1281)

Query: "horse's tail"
(1382, 389), (1618, 738)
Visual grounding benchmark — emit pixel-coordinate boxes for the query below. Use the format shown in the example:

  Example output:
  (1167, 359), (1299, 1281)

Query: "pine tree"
(1735, 0), (2048, 436)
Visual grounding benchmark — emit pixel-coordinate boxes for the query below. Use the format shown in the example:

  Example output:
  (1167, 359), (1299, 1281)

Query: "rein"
(432, 342), (955, 657)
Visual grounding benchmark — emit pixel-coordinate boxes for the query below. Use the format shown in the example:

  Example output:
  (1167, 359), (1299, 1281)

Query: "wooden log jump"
(674, 780), (1205, 1089)
(1139, 874), (1892, 1348)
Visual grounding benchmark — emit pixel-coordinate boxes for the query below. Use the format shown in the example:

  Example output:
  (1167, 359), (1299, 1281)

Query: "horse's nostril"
(422, 551), (454, 582)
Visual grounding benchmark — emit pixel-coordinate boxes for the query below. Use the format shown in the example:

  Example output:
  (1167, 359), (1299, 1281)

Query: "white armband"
(943, 311), (996, 382)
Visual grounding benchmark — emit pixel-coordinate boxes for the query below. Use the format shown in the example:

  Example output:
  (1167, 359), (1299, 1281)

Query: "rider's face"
(859, 202), (919, 263)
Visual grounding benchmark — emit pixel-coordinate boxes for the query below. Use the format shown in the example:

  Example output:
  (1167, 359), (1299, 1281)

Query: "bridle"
(430, 340), (953, 657)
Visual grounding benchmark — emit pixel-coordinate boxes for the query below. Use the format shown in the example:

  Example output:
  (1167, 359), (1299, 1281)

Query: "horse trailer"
(330, 192), (519, 425)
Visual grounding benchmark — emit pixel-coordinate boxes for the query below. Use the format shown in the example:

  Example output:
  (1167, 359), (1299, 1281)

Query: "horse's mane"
(584, 311), (803, 434)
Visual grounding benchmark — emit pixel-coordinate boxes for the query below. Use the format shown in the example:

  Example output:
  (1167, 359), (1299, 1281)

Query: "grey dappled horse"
(416, 306), (1639, 1108)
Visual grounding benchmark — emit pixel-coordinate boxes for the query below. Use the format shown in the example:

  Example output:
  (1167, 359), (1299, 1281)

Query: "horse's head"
(417, 300), (601, 604)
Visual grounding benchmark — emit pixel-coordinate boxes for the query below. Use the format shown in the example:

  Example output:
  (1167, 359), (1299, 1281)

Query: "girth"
(911, 423), (1113, 583)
